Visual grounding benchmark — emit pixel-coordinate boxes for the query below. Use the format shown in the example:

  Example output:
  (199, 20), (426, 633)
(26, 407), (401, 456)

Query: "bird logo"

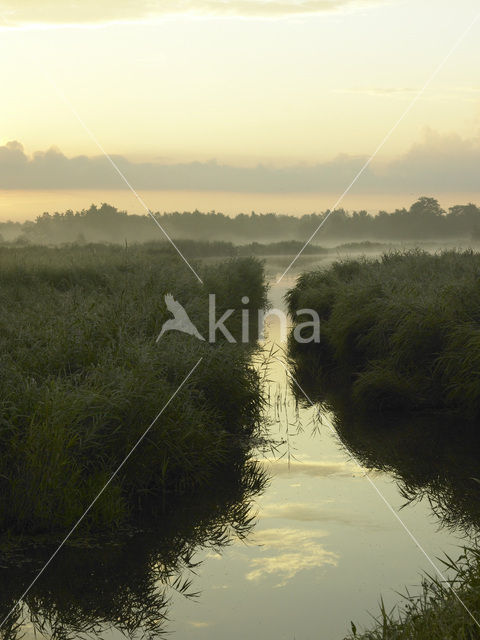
(156, 294), (205, 342)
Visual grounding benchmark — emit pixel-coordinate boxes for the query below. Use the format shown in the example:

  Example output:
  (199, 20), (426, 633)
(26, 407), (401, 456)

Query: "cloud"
(260, 459), (365, 477)
(333, 86), (480, 101)
(0, 1), (387, 27)
(262, 502), (335, 520)
(2, 131), (480, 194)
(245, 528), (339, 585)
(383, 129), (480, 192)
(0, 140), (373, 192)
(333, 87), (419, 97)
(260, 502), (389, 529)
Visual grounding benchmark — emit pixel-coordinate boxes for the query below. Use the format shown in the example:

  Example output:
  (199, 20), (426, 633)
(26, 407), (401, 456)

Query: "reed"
(286, 250), (480, 417)
(0, 244), (268, 535)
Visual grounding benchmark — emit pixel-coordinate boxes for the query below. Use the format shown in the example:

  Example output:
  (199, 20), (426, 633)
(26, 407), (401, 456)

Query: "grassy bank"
(0, 244), (268, 536)
(286, 249), (480, 417)
(345, 546), (480, 640)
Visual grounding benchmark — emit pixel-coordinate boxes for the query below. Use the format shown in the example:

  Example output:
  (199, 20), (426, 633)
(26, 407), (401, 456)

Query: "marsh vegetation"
(287, 249), (480, 417)
(3, 242), (480, 639)
(0, 244), (268, 536)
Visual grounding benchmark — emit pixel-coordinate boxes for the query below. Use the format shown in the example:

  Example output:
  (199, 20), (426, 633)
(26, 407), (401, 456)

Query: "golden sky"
(0, 0), (479, 198)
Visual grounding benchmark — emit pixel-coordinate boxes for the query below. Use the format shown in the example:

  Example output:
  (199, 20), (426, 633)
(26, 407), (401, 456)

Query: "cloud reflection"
(260, 459), (365, 478)
(260, 502), (390, 530)
(188, 621), (214, 628)
(246, 528), (339, 586)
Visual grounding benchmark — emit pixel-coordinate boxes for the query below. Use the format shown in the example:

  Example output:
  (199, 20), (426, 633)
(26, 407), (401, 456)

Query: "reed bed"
(286, 249), (480, 418)
(0, 244), (268, 535)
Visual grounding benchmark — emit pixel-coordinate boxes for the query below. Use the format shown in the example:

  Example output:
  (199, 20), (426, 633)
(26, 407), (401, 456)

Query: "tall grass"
(345, 546), (480, 640)
(286, 250), (480, 418)
(0, 244), (268, 535)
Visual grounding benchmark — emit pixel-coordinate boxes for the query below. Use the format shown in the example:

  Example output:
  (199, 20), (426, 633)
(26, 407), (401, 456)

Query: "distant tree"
(401, 197), (446, 239)
(409, 197), (444, 217)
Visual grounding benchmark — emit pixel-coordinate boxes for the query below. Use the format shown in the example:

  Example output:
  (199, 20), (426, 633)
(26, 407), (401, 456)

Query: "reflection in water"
(333, 411), (480, 535)
(245, 528), (339, 587)
(0, 459), (267, 640)
(288, 356), (480, 536)
(263, 459), (364, 478)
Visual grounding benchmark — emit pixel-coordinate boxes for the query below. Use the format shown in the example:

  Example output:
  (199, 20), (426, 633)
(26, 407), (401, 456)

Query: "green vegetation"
(134, 239), (390, 258)
(2, 197), (480, 245)
(135, 239), (329, 257)
(287, 249), (480, 417)
(345, 547), (480, 640)
(237, 240), (328, 256)
(0, 244), (268, 536)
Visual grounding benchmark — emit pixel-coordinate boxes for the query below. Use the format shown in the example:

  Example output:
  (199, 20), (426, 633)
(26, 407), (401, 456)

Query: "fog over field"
(1, 197), (480, 247)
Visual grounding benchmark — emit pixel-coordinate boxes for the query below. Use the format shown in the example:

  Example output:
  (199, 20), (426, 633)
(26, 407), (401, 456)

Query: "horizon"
(1, 1), (479, 225)
(2, 190), (480, 224)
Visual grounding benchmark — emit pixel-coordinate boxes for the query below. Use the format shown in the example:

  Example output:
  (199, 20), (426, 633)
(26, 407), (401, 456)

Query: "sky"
(0, 0), (479, 217)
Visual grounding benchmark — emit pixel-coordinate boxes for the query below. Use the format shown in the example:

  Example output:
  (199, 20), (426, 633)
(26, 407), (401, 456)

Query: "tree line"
(1, 197), (480, 245)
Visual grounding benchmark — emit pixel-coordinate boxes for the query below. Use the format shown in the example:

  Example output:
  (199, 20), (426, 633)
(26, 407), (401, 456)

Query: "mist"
(2, 196), (480, 246)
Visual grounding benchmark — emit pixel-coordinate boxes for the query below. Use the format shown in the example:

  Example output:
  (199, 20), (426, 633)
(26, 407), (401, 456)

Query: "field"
(0, 244), (268, 536)
(286, 249), (480, 418)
